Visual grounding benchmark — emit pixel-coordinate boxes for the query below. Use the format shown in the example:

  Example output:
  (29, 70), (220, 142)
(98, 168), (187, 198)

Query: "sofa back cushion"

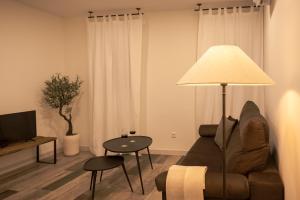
(226, 101), (270, 174)
(239, 114), (269, 151)
(239, 101), (260, 120)
(214, 116), (238, 150)
(226, 125), (270, 174)
(239, 101), (269, 151)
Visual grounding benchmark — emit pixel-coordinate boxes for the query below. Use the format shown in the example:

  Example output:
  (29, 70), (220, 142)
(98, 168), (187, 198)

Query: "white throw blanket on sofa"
(166, 165), (207, 200)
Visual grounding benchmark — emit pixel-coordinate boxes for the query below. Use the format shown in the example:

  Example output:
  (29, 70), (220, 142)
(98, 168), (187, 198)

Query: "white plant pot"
(63, 134), (80, 156)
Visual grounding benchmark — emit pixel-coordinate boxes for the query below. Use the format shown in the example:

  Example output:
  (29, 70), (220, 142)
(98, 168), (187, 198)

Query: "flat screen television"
(0, 110), (37, 146)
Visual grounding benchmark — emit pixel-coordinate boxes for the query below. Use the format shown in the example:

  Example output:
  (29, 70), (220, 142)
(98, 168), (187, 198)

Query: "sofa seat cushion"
(155, 171), (249, 200)
(205, 172), (249, 199)
(182, 137), (222, 172)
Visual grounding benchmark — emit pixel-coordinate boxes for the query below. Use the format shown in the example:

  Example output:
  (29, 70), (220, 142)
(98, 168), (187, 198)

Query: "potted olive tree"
(43, 74), (82, 156)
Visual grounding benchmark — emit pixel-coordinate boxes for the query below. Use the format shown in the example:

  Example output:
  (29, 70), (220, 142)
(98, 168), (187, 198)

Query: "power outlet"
(171, 131), (176, 139)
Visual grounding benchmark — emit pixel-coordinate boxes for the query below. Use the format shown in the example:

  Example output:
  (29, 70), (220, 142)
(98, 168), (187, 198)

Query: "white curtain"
(195, 7), (264, 127)
(87, 14), (143, 155)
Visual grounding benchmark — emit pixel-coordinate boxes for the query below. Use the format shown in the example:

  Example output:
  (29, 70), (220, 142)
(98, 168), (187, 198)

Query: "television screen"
(0, 111), (37, 145)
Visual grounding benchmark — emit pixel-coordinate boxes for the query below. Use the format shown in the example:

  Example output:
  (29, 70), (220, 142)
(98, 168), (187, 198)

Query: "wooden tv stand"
(0, 136), (57, 164)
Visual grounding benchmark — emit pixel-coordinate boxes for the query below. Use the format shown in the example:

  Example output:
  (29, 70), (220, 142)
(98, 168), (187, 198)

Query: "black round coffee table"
(102, 136), (153, 194)
(83, 156), (133, 199)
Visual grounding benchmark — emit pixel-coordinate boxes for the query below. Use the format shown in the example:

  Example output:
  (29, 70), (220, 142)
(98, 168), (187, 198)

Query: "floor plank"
(0, 152), (180, 200)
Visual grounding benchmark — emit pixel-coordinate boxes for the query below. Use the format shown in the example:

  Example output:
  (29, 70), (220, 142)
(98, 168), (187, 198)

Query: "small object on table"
(121, 134), (128, 138)
(83, 156), (133, 200)
(102, 136), (153, 194)
(130, 130), (136, 135)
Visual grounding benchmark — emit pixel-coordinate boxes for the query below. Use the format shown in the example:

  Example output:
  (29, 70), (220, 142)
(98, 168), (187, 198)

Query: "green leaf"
(42, 73), (82, 135)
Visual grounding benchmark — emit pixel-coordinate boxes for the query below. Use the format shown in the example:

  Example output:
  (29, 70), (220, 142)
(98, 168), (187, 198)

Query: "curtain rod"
(194, 3), (262, 11)
(88, 8), (144, 18)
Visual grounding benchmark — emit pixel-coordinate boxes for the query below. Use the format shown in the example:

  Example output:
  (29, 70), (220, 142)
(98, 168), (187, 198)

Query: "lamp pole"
(221, 83), (227, 200)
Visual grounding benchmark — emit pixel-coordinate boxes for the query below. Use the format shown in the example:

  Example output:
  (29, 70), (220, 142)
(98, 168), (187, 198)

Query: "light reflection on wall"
(277, 90), (300, 199)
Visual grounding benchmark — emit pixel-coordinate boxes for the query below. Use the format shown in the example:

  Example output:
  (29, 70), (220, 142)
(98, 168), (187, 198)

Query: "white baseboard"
(80, 145), (90, 152)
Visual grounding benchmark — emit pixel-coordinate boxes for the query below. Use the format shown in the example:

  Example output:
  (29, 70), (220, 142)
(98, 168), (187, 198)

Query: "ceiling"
(17, 0), (249, 17)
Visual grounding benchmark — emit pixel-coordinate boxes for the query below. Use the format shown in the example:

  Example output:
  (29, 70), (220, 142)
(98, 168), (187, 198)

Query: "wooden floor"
(0, 152), (180, 200)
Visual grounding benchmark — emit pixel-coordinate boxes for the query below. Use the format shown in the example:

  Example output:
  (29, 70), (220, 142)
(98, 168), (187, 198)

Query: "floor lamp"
(177, 45), (274, 200)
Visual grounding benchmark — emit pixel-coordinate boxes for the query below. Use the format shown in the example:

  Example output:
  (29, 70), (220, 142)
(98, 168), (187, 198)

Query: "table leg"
(92, 171), (97, 200)
(90, 171), (94, 191)
(100, 149), (108, 182)
(54, 140), (57, 164)
(36, 140), (56, 164)
(121, 164), (133, 192)
(147, 147), (153, 169)
(36, 145), (40, 162)
(135, 151), (144, 194)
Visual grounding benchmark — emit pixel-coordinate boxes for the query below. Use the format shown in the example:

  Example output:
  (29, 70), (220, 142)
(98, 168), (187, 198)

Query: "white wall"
(62, 10), (199, 154)
(264, 0), (300, 199)
(0, 1), (199, 175)
(144, 10), (198, 152)
(0, 0), (65, 173)
(63, 17), (90, 148)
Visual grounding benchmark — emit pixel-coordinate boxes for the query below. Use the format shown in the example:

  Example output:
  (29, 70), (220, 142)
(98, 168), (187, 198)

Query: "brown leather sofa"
(155, 101), (284, 200)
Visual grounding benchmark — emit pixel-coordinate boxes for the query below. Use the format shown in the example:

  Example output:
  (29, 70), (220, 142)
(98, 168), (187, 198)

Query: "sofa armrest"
(155, 171), (249, 200)
(248, 172), (284, 200)
(155, 171), (168, 192)
(199, 124), (218, 137)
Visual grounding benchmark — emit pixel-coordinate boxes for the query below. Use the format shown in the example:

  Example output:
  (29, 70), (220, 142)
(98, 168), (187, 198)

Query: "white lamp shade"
(177, 45), (274, 86)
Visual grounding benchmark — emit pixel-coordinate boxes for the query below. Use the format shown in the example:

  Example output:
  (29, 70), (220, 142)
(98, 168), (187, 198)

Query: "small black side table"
(83, 156), (133, 199)
(103, 136), (153, 194)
